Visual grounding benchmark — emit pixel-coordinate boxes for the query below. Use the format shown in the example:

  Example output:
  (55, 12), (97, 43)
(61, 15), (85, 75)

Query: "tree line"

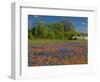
(28, 19), (87, 40)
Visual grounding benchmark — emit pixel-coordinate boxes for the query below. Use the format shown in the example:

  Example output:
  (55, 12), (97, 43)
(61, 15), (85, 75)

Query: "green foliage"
(28, 19), (87, 40)
(28, 32), (34, 40)
(64, 32), (74, 40)
(47, 31), (55, 39)
(42, 26), (49, 38)
(34, 21), (45, 38)
(54, 30), (64, 39)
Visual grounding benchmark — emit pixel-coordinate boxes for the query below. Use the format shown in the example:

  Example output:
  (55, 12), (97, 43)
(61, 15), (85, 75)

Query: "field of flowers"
(28, 40), (87, 66)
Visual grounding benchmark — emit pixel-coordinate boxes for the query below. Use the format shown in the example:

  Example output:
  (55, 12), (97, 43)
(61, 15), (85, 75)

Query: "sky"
(28, 15), (88, 32)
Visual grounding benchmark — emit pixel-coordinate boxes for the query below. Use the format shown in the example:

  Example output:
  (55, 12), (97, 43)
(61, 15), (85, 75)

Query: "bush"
(28, 32), (34, 40)
(47, 31), (55, 39)
(64, 32), (75, 40)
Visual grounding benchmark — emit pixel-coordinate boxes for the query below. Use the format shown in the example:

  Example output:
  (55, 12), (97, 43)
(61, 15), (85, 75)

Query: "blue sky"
(28, 15), (88, 32)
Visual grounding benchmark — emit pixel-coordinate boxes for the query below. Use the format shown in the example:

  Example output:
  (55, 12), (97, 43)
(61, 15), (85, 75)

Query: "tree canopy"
(28, 19), (87, 40)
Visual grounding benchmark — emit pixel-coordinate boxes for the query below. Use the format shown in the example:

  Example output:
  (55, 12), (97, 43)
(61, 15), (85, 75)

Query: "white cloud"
(82, 22), (86, 25)
(34, 15), (39, 18)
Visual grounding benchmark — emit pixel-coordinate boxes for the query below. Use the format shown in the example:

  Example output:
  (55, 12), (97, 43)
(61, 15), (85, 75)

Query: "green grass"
(28, 38), (86, 45)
